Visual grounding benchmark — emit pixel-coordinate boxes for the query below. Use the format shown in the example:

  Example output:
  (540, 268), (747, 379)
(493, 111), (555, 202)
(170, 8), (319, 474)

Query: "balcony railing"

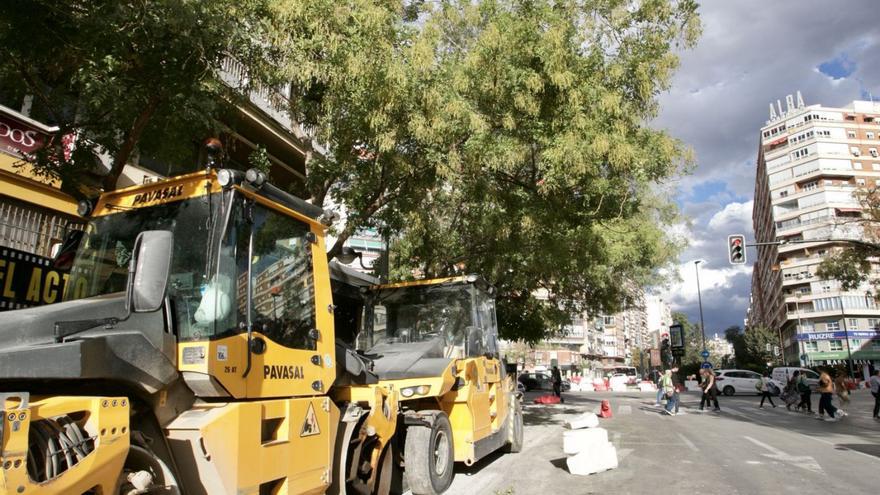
(219, 57), (327, 154)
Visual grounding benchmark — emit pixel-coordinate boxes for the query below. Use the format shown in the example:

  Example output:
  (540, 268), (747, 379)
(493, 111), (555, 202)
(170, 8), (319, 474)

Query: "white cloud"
(706, 200), (753, 233)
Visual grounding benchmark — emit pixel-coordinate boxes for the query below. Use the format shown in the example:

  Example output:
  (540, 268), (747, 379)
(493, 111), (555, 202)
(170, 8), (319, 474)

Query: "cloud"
(649, 1), (880, 334)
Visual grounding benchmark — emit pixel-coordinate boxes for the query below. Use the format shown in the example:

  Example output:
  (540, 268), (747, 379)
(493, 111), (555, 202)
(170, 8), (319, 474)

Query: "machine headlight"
(400, 385), (430, 398)
(76, 199), (93, 217)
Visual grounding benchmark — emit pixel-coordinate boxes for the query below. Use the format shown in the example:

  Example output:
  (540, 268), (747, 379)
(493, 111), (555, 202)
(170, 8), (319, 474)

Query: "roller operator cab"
(355, 277), (524, 495)
(0, 168), (394, 495)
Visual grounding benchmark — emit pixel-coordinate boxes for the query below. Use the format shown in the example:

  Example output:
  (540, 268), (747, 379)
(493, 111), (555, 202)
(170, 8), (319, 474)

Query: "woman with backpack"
(796, 371), (813, 414)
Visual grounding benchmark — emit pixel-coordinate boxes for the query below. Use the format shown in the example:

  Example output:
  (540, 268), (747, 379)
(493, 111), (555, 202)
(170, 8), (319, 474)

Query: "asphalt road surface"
(440, 389), (880, 495)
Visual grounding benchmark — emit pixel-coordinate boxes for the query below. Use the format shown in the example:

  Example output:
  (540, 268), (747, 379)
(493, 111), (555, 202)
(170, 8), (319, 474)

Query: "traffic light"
(728, 234), (746, 264)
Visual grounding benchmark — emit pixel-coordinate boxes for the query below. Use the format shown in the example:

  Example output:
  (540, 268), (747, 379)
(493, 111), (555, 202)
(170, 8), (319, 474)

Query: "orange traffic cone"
(598, 399), (612, 418)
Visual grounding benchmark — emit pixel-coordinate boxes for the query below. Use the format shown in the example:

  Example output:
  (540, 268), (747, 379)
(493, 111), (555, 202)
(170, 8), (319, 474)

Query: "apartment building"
(751, 93), (880, 371)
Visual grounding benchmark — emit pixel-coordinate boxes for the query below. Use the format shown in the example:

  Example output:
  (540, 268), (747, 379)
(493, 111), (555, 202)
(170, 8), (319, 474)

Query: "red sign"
(0, 111), (53, 158)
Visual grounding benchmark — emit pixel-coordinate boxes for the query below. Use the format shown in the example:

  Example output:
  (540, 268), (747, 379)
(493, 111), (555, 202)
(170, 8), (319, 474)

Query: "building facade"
(751, 93), (880, 371)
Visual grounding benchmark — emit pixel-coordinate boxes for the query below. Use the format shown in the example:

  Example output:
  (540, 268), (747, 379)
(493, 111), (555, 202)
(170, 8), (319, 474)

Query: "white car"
(713, 369), (784, 397)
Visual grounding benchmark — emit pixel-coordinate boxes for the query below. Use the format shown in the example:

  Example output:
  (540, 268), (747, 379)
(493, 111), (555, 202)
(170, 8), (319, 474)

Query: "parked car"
(771, 367), (820, 391)
(713, 369), (784, 396)
(518, 372), (553, 391)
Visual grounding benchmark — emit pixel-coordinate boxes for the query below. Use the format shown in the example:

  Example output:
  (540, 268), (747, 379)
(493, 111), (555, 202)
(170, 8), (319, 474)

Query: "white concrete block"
(565, 412), (599, 430)
(685, 380), (699, 391)
(566, 442), (618, 476)
(563, 427), (609, 455)
(611, 383), (627, 392)
(638, 382), (656, 392)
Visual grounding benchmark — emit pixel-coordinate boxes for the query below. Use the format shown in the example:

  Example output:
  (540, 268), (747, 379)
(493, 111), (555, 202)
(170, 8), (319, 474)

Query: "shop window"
(829, 339), (843, 351)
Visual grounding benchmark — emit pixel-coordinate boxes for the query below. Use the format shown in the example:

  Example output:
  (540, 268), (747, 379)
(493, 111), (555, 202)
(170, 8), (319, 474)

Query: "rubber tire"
(504, 399), (524, 453)
(723, 386), (735, 396)
(404, 412), (454, 495)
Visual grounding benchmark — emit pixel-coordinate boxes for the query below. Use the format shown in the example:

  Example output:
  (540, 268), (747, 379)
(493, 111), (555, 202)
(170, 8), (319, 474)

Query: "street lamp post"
(694, 260), (707, 358)
(839, 297), (855, 379)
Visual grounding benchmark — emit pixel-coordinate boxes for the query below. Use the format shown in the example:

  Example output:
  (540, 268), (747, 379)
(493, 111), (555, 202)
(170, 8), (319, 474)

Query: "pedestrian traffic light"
(728, 234), (746, 264)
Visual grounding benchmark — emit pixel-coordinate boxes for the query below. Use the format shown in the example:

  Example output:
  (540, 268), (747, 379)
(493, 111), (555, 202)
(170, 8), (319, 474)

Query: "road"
(440, 389), (880, 495)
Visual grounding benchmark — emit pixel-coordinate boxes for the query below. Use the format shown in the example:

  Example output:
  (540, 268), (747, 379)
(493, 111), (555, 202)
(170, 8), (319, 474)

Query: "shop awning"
(0, 162), (78, 216)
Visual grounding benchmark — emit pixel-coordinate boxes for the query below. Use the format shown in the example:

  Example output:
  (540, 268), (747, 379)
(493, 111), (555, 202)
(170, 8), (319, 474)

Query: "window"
(802, 181), (818, 191)
(848, 318), (859, 329)
(873, 340), (880, 351)
(871, 148), (879, 158)
(826, 321), (840, 331)
(829, 339), (843, 351)
(874, 163), (880, 171)
(868, 318), (879, 331)
(816, 129), (831, 138)
(847, 130), (857, 138)
(824, 179), (834, 185)
(857, 178), (866, 186)
(792, 147), (810, 160)
(853, 162), (863, 170)
(603, 316), (615, 326)
(851, 339), (862, 348)
(805, 341), (819, 352)
(851, 146), (861, 156)
(868, 132), (875, 139)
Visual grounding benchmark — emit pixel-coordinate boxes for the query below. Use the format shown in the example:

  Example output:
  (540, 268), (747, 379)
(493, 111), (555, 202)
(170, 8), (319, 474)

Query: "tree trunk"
(102, 94), (161, 191)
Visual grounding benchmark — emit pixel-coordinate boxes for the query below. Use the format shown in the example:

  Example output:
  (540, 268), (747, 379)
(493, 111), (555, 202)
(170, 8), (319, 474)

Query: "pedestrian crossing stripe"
(300, 402), (321, 437)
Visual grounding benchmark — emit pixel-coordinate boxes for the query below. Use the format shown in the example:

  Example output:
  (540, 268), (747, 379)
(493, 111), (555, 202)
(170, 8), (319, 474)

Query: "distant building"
(707, 332), (734, 360)
(751, 93), (880, 370)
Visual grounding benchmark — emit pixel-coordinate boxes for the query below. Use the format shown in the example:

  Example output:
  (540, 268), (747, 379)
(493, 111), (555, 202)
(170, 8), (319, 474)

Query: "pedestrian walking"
(699, 368), (720, 411)
(671, 366), (683, 415)
(833, 370), (850, 409)
(756, 372), (777, 408)
(782, 371), (800, 411)
(869, 369), (880, 420)
(817, 369), (843, 421)
(661, 369), (676, 415)
(654, 369), (664, 406)
(551, 366), (564, 403)
(796, 371), (813, 414)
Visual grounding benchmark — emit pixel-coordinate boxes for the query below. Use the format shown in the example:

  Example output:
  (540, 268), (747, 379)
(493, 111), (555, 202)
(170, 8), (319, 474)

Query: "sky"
(651, 0), (880, 337)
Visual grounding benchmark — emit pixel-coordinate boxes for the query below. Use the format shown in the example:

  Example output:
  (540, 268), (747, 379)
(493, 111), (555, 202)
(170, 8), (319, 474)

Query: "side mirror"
(127, 230), (173, 313)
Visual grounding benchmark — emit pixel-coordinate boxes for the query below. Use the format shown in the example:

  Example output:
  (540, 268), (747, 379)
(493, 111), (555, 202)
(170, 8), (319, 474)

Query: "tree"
(724, 325), (747, 368)
(815, 184), (880, 291)
(743, 325), (778, 369)
(0, 0), (276, 192)
(270, 0), (701, 341)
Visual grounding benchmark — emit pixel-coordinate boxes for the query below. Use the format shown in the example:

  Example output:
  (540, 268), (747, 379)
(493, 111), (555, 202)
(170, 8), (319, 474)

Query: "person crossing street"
(869, 369), (880, 420)
(757, 372), (777, 408)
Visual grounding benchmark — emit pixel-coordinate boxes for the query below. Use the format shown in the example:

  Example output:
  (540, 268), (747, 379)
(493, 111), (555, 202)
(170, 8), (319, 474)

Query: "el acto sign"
(0, 247), (70, 310)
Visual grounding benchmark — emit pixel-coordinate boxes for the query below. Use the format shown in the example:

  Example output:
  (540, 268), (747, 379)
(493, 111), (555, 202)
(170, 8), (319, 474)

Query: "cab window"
(247, 202), (317, 350)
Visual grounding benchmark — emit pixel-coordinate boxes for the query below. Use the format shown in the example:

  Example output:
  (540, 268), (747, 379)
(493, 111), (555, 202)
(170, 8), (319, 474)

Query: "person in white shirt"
(757, 372), (777, 408)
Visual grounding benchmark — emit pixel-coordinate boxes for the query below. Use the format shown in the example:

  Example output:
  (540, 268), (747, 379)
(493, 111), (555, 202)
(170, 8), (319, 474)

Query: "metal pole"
(840, 298), (855, 379)
(694, 261), (707, 357)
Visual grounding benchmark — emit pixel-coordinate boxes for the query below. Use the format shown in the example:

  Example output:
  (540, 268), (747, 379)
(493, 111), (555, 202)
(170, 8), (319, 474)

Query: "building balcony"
(218, 56), (326, 155)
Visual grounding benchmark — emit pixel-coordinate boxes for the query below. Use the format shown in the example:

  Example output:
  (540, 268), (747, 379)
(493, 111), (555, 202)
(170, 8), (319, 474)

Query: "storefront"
(0, 104), (82, 309)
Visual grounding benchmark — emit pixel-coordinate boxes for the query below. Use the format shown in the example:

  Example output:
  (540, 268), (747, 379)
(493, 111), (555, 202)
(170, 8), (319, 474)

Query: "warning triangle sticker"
(300, 403), (321, 437)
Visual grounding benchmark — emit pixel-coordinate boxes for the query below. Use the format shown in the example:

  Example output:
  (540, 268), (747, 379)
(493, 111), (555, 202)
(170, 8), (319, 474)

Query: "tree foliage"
(0, 0), (276, 192)
(269, 0), (701, 341)
(1, 0), (702, 343)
